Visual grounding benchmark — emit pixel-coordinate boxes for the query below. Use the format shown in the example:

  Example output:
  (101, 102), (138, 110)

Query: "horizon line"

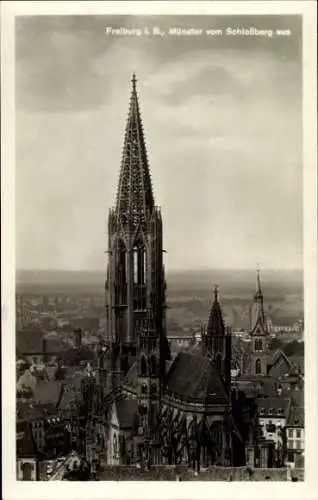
(16, 267), (304, 273)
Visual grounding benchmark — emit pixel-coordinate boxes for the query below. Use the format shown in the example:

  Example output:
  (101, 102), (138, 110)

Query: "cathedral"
(89, 75), (246, 471)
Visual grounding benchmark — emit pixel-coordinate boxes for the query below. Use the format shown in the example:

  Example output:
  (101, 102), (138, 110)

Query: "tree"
(268, 337), (284, 352)
(54, 366), (66, 380)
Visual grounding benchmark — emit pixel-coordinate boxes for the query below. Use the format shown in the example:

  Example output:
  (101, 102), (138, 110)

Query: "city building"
(285, 405), (304, 469)
(255, 396), (291, 465)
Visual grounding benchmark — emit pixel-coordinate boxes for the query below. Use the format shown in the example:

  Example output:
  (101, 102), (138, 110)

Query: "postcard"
(1, 1), (317, 499)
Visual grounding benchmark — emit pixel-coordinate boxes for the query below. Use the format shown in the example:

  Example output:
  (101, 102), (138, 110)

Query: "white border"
(1, 1), (317, 499)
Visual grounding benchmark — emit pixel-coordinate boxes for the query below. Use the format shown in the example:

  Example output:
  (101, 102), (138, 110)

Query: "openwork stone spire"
(116, 74), (154, 224)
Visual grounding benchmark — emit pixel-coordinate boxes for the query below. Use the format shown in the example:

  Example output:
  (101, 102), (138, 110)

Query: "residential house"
(285, 406), (304, 469)
(255, 396), (292, 466)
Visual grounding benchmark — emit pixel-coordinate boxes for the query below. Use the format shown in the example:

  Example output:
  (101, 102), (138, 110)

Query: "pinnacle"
(207, 286), (225, 337)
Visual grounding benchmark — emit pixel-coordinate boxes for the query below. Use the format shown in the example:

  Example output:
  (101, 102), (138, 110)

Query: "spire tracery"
(116, 74), (154, 226)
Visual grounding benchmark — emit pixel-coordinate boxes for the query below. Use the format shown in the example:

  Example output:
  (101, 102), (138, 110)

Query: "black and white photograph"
(1, 0), (317, 495)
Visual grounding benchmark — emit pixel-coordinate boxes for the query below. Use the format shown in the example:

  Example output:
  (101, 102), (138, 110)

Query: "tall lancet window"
(137, 249), (146, 284)
(118, 240), (127, 283)
(255, 359), (262, 375)
(133, 243), (146, 285)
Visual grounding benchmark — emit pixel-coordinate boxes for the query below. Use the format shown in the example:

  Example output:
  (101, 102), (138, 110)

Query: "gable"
(251, 319), (266, 336)
(268, 350), (292, 378)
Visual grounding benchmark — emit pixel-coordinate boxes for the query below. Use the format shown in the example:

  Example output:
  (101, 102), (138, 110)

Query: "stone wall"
(98, 465), (304, 482)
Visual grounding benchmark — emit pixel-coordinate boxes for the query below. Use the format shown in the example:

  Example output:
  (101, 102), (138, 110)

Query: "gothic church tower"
(104, 75), (170, 391)
(249, 267), (268, 376)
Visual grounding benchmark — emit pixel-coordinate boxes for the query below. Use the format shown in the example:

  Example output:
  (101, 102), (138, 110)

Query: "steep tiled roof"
(32, 380), (63, 407)
(269, 349), (288, 367)
(17, 328), (70, 354)
(165, 352), (228, 404)
(288, 356), (304, 374)
(255, 396), (291, 417)
(17, 401), (57, 422)
(123, 361), (139, 390)
(287, 406), (304, 427)
(291, 389), (304, 407)
(116, 399), (139, 429)
(16, 328), (44, 354)
(269, 350), (304, 376)
(58, 383), (80, 411)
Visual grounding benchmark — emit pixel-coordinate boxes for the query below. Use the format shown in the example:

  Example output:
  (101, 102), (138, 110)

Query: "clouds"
(16, 14), (302, 271)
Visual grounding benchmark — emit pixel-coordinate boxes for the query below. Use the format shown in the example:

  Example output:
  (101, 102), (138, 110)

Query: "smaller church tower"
(202, 286), (231, 391)
(250, 267), (268, 376)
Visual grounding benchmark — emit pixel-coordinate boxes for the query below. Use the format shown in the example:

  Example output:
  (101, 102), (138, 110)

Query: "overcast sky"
(16, 15), (302, 271)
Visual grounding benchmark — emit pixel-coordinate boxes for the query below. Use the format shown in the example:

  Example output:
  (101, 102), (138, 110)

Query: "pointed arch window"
(210, 422), (223, 447)
(138, 248), (146, 284)
(150, 383), (157, 394)
(133, 247), (138, 284)
(255, 358), (262, 375)
(133, 244), (146, 285)
(118, 240), (127, 284)
(22, 462), (33, 481)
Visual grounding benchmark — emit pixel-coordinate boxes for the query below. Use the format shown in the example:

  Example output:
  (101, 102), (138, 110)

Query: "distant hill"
(16, 269), (105, 294)
(16, 269), (105, 286)
(16, 268), (303, 298)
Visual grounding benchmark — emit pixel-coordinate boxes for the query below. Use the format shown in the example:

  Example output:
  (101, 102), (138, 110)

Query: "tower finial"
(131, 73), (137, 91)
(213, 285), (219, 302)
(256, 264), (261, 293)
